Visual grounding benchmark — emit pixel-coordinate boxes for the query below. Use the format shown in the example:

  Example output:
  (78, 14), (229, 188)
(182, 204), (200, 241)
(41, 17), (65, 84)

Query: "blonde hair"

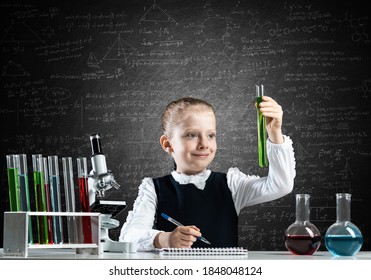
(161, 97), (215, 137)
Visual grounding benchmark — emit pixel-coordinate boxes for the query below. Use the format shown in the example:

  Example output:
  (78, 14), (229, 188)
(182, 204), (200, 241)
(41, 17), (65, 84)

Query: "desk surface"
(1, 249), (371, 260)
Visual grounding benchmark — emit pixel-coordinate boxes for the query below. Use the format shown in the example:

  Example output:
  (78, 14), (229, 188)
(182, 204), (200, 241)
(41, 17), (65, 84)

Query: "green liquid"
(33, 171), (49, 244)
(7, 168), (20, 211)
(256, 97), (268, 167)
(19, 174), (33, 243)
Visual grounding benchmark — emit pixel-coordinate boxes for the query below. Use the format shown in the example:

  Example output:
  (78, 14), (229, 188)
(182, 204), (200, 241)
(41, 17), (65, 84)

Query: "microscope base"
(100, 228), (136, 253)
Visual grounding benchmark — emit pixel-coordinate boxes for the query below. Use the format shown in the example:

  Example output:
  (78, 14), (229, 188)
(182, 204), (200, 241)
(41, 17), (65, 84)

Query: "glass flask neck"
(336, 193), (351, 222)
(295, 194), (310, 222)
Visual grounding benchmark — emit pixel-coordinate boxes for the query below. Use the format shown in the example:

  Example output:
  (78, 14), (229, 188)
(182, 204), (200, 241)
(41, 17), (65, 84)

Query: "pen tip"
(161, 213), (169, 219)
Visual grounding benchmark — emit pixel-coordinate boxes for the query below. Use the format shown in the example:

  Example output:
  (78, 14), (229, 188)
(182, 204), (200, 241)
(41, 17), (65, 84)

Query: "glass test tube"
(62, 157), (79, 243)
(43, 157), (54, 244)
(32, 154), (49, 244)
(77, 157), (93, 243)
(18, 154), (33, 243)
(6, 154), (21, 211)
(256, 85), (268, 167)
(48, 155), (64, 244)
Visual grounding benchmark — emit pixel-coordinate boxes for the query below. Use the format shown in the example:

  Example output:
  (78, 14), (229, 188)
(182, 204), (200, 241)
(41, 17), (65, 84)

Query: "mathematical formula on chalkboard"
(1, 0), (370, 250)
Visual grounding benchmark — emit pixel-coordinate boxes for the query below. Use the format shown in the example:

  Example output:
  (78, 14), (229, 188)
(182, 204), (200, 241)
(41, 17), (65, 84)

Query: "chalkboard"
(1, 0), (370, 251)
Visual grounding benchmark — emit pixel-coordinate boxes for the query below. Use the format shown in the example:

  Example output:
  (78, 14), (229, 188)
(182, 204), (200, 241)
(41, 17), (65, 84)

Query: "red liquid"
(285, 235), (321, 255)
(78, 177), (93, 243)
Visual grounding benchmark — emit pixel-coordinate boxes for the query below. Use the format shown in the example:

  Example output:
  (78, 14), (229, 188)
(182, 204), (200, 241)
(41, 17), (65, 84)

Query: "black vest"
(153, 172), (238, 247)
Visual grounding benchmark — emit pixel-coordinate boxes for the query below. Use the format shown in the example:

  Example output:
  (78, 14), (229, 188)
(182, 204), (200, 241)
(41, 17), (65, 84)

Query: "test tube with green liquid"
(6, 154), (21, 211)
(48, 155), (64, 244)
(32, 154), (49, 244)
(256, 85), (268, 167)
(18, 154), (33, 243)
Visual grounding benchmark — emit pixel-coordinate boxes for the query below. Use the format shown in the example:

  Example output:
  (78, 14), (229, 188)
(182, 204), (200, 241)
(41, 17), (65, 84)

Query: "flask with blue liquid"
(325, 193), (363, 256)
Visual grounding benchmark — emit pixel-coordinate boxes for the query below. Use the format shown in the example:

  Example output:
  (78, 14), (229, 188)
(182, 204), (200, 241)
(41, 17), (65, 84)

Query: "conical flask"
(325, 193), (363, 256)
(284, 194), (321, 255)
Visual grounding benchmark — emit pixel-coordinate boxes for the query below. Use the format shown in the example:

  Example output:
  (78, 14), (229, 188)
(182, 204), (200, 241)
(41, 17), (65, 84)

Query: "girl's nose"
(197, 136), (208, 149)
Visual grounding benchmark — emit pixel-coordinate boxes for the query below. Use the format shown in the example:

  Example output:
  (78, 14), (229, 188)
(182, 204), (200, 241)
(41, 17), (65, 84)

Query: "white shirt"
(119, 135), (296, 251)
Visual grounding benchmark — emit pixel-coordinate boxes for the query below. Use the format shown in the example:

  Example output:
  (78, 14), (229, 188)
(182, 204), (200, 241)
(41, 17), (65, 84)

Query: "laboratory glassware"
(325, 193), (363, 256)
(256, 85), (268, 167)
(43, 157), (54, 244)
(6, 154), (21, 211)
(284, 194), (321, 255)
(32, 154), (49, 244)
(77, 157), (93, 243)
(18, 154), (33, 243)
(48, 155), (64, 244)
(62, 157), (79, 243)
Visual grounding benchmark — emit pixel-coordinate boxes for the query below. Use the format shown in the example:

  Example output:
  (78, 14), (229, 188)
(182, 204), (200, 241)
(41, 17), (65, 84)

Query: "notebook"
(156, 247), (248, 255)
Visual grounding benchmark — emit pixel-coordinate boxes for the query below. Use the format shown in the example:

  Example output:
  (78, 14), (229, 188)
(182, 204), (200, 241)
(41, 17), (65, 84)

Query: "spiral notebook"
(156, 247), (248, 255)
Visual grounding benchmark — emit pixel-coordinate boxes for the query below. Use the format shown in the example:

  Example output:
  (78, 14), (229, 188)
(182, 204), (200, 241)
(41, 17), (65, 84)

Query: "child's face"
(168, 109), (217, 175)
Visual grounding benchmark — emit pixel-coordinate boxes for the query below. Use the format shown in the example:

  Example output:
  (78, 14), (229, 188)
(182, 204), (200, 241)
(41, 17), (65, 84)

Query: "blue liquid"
(49, 175), (63, 244)
(325, 235), (363, 256)
(19, 174), (33, 244)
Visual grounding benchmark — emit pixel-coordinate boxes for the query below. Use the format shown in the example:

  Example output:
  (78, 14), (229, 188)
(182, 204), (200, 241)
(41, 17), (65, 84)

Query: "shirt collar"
(171, 170), (211, 190)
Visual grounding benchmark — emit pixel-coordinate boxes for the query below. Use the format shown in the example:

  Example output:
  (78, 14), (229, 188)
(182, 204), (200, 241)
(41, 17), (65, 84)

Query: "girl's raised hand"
(259, 96), (284, 144)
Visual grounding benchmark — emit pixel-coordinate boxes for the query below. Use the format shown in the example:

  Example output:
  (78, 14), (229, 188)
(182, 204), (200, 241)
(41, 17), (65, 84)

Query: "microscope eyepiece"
(90, 134), (103, 155)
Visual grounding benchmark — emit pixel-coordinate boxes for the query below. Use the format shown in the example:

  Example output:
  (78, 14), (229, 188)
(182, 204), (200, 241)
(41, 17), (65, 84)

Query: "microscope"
(88, 134), (136, 253)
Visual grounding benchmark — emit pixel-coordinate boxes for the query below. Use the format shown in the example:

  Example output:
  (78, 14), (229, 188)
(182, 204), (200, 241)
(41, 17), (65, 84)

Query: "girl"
(119, 96), (295, 251)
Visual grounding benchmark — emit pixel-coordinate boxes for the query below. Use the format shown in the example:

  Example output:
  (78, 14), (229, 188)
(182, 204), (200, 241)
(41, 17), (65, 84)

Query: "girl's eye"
(208, 133), (216, 139)
(186, 132), (198, 138)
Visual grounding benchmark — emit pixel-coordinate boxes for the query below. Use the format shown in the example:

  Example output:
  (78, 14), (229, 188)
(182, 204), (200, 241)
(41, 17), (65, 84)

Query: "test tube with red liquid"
(43, 157), (54, 244)
(77, 157), (93, 243)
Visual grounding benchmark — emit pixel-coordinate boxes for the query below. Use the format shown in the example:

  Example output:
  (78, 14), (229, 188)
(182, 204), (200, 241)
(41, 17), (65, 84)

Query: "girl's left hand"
(258, 96), (284, 144)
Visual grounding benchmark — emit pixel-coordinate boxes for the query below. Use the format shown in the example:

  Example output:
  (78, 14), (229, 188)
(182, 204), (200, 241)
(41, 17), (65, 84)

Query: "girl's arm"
(119, 178), (161, 251)
(228, 135), (296, 214)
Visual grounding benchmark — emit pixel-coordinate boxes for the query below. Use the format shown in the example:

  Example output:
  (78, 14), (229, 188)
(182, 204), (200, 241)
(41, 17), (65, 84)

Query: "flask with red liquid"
(284, 194), (321, 255)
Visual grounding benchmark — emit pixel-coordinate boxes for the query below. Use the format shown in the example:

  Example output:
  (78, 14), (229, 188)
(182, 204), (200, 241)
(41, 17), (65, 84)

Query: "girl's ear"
(160, 135), (173, 153)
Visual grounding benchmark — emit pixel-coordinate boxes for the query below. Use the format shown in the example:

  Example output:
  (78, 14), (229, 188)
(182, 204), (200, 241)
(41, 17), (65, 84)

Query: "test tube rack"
(3, 211), (101, 257)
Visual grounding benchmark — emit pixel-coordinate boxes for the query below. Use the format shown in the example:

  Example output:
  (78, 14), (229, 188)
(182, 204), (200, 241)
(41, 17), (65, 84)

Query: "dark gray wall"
(1, 0), (370, 250)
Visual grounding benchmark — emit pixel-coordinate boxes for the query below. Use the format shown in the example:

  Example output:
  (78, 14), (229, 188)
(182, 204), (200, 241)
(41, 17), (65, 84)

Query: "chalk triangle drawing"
(42, 26), (55, 38)
(1, 22), (44, 43)
(139, 1), (176, 23)
(87, 52), (100, 67)
(102, 35), (136, 61)
(294, 142), (313, 160)
(2, 60), (31, 77)
(339, 158), (353, 179)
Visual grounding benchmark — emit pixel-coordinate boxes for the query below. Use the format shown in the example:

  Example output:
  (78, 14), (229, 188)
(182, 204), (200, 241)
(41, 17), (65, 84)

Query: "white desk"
(1, 248), (370, 260)
(2, 249), (370, 280)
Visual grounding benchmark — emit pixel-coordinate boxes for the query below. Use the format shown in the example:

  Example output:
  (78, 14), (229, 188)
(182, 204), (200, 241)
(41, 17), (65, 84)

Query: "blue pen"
(161, 213), (211, 245)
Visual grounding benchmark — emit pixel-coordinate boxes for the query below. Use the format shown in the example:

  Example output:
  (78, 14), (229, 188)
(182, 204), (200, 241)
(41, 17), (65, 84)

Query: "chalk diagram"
(139, 0), (176, 24)
(1, 22), (44, 44)
(102, 35), (136, 62)
(195, 2), (271, 61)
(228, 1), (271, 33)
(294, 142), (313, 160)
(87, 52), (100, 68)
(41, 26), (55, 38)
(2, 60), (30, 77)
(337, 157), (354, 180)
(195, 3), (239, 57)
